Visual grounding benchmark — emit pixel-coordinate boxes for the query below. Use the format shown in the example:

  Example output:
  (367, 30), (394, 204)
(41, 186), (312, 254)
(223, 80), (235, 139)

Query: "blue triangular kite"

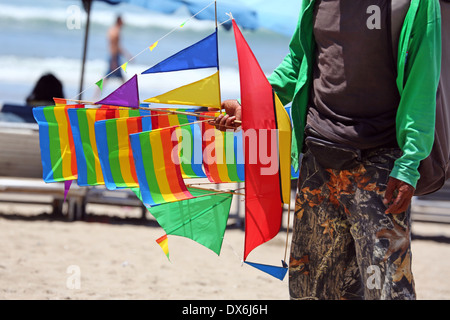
(244, 261), (288, 281)
(141, 32), (218, 74)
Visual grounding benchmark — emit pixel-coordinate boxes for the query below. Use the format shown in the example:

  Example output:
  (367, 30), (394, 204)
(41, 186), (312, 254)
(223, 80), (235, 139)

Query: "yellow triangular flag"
(144, 71), (221, 109)
(120, 62), (128, 72)
(149, 41), (158, 51)
(156, 234), (170, 262)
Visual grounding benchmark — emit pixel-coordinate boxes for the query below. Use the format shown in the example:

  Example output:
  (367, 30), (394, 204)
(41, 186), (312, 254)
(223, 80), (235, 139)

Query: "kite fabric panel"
(94, 110), (152, 190)
(150, 109), (206, 179)
(68, 107), (106, 186)
(143, 71), (221, 109)
(233, 19), (292, 261)
(134, 187), (232, 256)
(33, 105), (84, 183)
(156, 234), (171, 262)
(129, 126), (193, 206)
(244, 261), (288, 281)
(142, 31), (218, 74)
(201, 112), (245, 183)
(53, 98), (68, 106)
(95, 74), (140, 108)
(68, 106), (141, 186)
(274, 96), (293, 205)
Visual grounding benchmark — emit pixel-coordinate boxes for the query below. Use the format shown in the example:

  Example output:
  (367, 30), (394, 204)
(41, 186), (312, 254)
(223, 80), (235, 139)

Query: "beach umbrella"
(122, 0), (301, 36)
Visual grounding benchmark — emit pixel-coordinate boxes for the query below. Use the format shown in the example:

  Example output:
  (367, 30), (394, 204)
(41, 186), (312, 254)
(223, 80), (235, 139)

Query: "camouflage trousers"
(289, 148), (416, 300)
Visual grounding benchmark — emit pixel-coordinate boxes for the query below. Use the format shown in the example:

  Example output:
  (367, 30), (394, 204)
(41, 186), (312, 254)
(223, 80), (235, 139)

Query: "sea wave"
(0, 55), (242, 104)
(0, 2), (219, 33)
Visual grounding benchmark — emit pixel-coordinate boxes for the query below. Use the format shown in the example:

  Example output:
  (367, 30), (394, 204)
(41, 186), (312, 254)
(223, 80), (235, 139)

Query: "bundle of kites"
(32, 6), (299, 280)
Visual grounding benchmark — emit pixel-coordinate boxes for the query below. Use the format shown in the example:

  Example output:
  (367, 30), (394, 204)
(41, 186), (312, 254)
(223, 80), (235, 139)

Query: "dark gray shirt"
(307, 0), (401, 149)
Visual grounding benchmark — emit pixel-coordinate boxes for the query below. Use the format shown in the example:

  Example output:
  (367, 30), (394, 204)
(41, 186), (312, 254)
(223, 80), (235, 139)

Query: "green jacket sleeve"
(390, 0), (442, 188)
(267, 13), (304, 105)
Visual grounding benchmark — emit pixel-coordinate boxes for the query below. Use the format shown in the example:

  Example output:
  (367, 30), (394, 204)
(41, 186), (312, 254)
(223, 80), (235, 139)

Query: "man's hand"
(208, 99), (242, 131)
(383, 177), (415, 214)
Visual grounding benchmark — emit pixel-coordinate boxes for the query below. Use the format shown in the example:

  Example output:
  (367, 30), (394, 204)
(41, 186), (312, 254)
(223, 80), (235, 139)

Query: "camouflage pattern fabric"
(289, 148), (416, 300)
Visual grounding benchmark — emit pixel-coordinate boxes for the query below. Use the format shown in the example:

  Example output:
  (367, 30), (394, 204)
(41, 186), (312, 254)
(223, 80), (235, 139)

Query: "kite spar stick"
(283, 161), (293, 265)
(190, 190), (241, 200)
(186, 184), (245, 197)
(185, 181), (243, 188)
(62, 98), (97, 105)
(142, 106), (242, 125)
(214, 0), (223, 115)
(58, 98), (241, 125)
(283, 201), (292, 266)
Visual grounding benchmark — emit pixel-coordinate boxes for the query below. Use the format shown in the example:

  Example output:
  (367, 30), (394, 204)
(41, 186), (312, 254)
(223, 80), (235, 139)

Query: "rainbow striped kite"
(201, 112), (244, 183)
(130, 126), (193, 206)
(33, 105), (84, 183)
(68, 106), (146, 186)
(151, 109), (205, 179)
(94, 110), (152, 190)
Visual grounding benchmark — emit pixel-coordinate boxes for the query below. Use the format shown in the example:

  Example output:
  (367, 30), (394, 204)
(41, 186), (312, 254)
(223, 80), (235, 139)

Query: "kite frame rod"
(186, 184), (245, 196)
(141, 105), (242, 125)
(283, 204), (292, 263)
(59, 98), (241, 125)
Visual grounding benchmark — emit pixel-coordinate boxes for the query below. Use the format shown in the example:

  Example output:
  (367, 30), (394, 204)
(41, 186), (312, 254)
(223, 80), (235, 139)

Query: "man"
(106, 15), (131, 82)
(215, 0), (441, 299)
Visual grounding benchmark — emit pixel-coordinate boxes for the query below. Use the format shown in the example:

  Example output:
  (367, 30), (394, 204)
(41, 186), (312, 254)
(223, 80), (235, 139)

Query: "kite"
(150, 109), (206, 179)
(129, 126), (194, 206)
(156, 234), (171, 262)
(201, 112), (245, 183)
(142, 31), (219, 74)
(95, 74), (140, 108)
(68, 106), (151, 187)
(144, 71), (221, 109)
(94, 112), (153, 190)
(32, 2), (295, 282)
(142, 27), (222, 110)
(33, 104), (84, 183)
(233, 18), (292, 278)
(134, 187), (233, 255)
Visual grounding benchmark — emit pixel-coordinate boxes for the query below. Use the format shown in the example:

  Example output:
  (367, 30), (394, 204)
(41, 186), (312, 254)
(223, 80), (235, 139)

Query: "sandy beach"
(1, 201), (450, 300)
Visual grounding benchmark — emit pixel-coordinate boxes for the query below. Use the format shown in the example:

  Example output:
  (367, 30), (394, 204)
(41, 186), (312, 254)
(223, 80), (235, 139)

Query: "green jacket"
(268, 0), (442, 188)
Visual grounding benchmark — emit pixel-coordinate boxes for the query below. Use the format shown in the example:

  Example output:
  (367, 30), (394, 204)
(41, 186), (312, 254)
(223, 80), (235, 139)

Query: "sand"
(1, 202), (450, 300)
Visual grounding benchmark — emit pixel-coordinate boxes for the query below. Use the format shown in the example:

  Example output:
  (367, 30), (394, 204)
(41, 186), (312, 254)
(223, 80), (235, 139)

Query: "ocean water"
(0, 0), (292, 106)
